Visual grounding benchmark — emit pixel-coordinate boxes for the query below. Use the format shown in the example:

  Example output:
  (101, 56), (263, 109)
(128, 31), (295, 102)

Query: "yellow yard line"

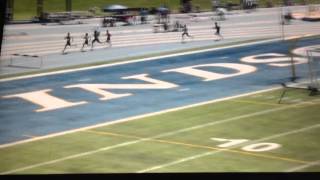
(84, 130), (309, 165)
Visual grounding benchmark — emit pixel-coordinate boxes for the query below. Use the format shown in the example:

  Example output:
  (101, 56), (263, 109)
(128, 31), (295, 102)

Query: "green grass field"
(11, 0), (319, 20)
(0, 87), (319, 174)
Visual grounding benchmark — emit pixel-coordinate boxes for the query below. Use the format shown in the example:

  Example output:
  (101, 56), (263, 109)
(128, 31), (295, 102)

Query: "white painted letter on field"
(65, 74), (178, 100)
(2, 89), (87, 112)
(163, 63), (256, 81)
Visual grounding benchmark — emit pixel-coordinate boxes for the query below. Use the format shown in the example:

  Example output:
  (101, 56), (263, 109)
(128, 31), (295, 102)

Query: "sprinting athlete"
(181, 24), (193, 43)
(81, 33), (90, 51)
(91, 30), (102, 50)
(106, 30), (112, 47)
(62, 32), (73, 54)
(214, 22), (223, 41)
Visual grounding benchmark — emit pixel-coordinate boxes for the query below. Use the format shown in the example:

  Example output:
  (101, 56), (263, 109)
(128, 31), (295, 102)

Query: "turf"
(0, 87), (319, 174)
(12, 0), (319, 20)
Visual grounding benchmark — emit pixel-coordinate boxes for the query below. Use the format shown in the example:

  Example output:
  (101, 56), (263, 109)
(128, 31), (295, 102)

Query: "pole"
(66, 0), (72, 12)
(37, 0), (43, 19)
(279, 6), (285, 40)
(289, 38), (297, 82)
(6, 0), (14, 22)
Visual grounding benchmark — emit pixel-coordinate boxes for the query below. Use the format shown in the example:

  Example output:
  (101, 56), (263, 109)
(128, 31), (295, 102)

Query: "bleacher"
(39, 11), (94, 24)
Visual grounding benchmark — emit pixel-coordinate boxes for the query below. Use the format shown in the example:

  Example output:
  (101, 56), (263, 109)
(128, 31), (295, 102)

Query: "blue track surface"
(0, 38), (319, 145)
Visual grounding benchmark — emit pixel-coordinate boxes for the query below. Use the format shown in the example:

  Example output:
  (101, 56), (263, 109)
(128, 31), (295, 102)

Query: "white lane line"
(285, 160), (320, 172)
(0, 38), (280, 82)
(138, 123), (320, 173)
(1, 91), (314, 174)
(138, 151), (215, 173)
(0, 139), (144, 175)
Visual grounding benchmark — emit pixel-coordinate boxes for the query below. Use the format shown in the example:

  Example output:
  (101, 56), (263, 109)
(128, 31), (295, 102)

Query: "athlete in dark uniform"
(106, 30), (112, 47)
(81, 33), (90, 52)
(214, 22), (223, 40)
(181, 24), (193, 43)
(62, 32), (73, 54)
(91, 30), (102, 50)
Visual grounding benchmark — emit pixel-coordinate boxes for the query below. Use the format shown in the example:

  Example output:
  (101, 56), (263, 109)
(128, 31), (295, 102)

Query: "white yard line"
(138, 124), (320, 173)
(1, 139), (145, 175)
(138, 152), (215, 173)
(1, 90), (316, 174)
(285, 160), (320, 172)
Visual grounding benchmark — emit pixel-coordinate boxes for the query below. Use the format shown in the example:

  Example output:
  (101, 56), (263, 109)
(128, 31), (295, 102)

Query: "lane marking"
(138, 123), (320, 172)
(285, 160), (320, 172)
(1, 97), (318, 174)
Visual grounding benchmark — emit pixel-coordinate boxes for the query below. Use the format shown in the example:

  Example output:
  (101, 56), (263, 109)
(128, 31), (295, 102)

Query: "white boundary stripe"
(0, 38), (280, 82)
(1, 98), (318, 174)
(1, 140), (145, 174)
(138, 124), (320, 173)
(0, 86), (281, 149)
(138, 151), (215, 173)
(285, 160), (320, 172)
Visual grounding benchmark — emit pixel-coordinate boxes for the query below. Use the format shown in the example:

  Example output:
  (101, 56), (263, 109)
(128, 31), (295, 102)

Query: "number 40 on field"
(211, 138), (281, 152)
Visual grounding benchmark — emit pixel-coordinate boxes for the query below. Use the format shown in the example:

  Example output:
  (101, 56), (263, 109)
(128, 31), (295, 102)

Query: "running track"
(0, 38), (319, 145)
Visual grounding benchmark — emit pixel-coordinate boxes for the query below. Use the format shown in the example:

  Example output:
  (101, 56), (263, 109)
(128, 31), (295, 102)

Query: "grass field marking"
(0, 38), (280, 82)
(89, 130), (309, 164)
(151, 139), (308, 166)
(2, 95), (316, 174)
(285, 160), (320, 172)
(0, 87), (282, 149)
(138, 151), (217, 173)
(138, 123), (320, 172)
(84, 130), (142, 140)
(0, 138), (146, 175)
(230, 99), (282, 107)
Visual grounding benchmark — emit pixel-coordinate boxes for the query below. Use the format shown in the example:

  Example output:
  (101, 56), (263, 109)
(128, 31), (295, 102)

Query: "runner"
(62, 32), (73, 54)
(91, 29), (102, 50)
(181, 24), (193, 43)
(214, 22), (223, 41)
(106, 30), (112, 47)
(81, 33), (90, 52)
